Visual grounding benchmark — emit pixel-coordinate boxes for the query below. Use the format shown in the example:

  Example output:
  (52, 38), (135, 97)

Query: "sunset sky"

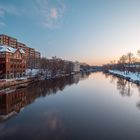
(0, 0), (140, 65)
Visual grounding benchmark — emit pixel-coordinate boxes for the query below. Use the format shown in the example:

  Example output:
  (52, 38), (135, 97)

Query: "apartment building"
(0, 34), (10, 46)
(0, 34), (17, 48)
(28, 48), (35, 69)
(9, 37), (17, 48)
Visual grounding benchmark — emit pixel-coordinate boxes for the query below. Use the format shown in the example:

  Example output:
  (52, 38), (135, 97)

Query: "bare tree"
(131, 56), (137, 73)
(118, 55), (127, 74)
(127, 52), (133, 72)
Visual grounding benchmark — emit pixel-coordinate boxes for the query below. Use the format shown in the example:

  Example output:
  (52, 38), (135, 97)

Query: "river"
(0, 72), (140, 140)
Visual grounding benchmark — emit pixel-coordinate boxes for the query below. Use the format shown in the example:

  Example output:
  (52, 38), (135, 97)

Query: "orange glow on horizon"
(82, 57), (119, 66)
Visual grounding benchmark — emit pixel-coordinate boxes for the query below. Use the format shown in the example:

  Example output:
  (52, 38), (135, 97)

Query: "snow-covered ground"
(0, 69), (40, 82)
(26, 69), (40, 76)
(109, 70), (140, 82)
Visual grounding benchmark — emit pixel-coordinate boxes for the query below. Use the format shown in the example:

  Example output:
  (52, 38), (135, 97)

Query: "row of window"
(0, 35), (9, 39)
(10, 64), (26, 68)
(7, 70), (25, 73)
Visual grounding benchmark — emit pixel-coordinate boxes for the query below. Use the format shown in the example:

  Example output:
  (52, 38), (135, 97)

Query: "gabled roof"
(19, 48), (25, 54)
(0, 45), (26, 54)
(0, 45), (16, 53)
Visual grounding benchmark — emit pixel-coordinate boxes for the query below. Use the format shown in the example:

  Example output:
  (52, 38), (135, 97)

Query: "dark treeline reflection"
(104, 73), (134, 96)
(104, 72), (140, 110)
(0, 73), (90, 122)
(116, 77), (132, 97)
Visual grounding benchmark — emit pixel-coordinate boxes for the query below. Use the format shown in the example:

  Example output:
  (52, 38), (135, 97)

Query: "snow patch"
(26, 69), (40, 76)
(109, 70), (140, 81)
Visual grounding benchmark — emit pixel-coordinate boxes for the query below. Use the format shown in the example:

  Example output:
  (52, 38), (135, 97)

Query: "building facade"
(0, 34), (17, 48)
(0, 45), (26, 79)
(72, 61), (80, 72)
(0, 34), (41, 70)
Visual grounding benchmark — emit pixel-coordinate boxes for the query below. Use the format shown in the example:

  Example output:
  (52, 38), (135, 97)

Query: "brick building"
(0, 34), (41, 70)
(28, 48), (35, 69)
(0, 34), (17, 48)
(16, 42), (30, 68)
(0, 45), (26, 79)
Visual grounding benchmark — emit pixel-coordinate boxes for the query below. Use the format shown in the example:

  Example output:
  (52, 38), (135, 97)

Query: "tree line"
(104, 49), (140, 74)
(39, 56), (75, 77)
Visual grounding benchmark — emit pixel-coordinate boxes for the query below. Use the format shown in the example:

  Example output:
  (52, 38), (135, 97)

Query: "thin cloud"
(0, 9), (4, 17)
(0, 4), (18, 17)
(36, 0), (66, 29)
(0, 4), (18, 28)
(0, 21), (6, 28)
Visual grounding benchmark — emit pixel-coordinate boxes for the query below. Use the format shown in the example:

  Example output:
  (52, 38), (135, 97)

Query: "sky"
(0, 0), (140, 65)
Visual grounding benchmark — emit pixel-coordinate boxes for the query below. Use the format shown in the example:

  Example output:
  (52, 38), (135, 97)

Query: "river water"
(1, 72), (140, 140)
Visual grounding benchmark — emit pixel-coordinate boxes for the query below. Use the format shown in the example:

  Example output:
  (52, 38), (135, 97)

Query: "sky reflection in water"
(0, 72), (140, 140)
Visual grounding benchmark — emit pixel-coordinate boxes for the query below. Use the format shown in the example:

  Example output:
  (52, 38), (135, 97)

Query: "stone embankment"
(0, 78), (35, 90)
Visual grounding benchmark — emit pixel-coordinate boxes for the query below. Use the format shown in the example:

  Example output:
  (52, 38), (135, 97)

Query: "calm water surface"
(1, 72), (140, 140)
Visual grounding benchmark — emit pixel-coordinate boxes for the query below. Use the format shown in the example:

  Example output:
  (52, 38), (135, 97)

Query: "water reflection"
(103, 73), (140, 111)
(0, 73), (90, 122)
(35, 110), (66, 140)
(104, 73), (134, 96)
(116, 78), (132, 97)
(1, 72), (140, 140)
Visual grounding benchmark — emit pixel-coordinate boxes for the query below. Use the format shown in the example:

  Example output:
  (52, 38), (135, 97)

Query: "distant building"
(80, 63), (90, 71)
(63, 60), (73, 74)
(0, 45), (26, 79)
(72, 61), (80, 72)
(63, 60), (80, 74)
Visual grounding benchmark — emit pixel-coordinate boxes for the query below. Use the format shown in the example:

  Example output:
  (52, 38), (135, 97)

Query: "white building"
(73, 61), (80, 72)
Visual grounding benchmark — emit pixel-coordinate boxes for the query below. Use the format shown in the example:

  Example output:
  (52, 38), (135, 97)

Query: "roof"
(19, 48), (25, 54)
(0, 45), (16, 53)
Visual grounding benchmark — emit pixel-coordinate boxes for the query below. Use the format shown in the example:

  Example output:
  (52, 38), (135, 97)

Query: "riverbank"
(0, 72), (80, 90)
(0, 70), (100, 90)
(107, 70), (140, 85)
(0, 78), (36, 90)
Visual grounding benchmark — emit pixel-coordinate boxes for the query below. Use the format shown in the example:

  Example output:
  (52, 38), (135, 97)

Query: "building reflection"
(0, 73), (89, 122)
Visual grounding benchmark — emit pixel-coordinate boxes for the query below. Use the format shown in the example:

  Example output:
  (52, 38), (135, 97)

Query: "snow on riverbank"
(0, 69), (40, 82)
(109, 70), (140, 82)
(26, 69), (40, 76)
